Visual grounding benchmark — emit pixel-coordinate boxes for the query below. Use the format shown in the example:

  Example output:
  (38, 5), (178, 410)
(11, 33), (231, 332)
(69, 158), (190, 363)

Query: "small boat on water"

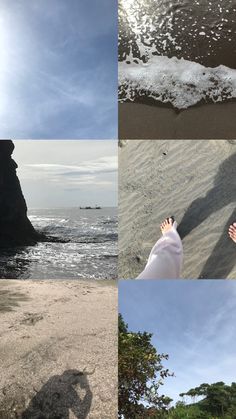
(79, 206), (101, 210)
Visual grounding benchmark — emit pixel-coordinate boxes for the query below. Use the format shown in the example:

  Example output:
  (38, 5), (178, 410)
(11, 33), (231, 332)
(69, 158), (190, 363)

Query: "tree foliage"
(168, 381), (236, 419)
(118, 314), (173, 418)
(118, 314), (236, 418)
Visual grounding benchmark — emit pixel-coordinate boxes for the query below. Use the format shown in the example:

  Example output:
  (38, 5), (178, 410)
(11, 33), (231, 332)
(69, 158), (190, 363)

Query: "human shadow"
(178, 152), (236, 279)
(22, 369), (93, 419)
(0, 283), (29, 313)
(199, 208), (236, 278)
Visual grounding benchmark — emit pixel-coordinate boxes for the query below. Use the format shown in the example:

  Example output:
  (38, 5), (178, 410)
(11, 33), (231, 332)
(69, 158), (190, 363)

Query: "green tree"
(118, 314), (173, 418)
(168, 404), (211, 419)
(203, 382), (231, 416)
(172, 381), (236, 418)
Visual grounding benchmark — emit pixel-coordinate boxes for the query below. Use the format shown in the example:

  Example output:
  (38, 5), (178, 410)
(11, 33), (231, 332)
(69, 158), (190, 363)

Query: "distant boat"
(79, 206), (101, 210)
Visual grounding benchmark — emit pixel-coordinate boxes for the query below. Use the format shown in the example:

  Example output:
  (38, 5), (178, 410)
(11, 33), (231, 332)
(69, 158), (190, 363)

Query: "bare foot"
(229, 222), (236, 243)
(160, 217), (175, 234)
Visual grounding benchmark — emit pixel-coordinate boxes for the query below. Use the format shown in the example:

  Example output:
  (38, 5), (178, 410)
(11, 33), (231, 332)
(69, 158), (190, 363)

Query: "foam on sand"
(119, 0), (236, 108)
(119, 56), (236, 109)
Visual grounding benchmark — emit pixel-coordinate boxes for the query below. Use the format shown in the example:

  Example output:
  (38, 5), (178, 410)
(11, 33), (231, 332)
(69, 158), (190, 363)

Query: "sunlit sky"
(13, 140), (117, 208)
(0, 0), (117, 139)
(119, 280), (236, 405)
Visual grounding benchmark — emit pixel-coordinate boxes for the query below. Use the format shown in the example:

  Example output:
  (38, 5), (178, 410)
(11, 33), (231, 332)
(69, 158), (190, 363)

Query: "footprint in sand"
(20, 313), (44, 326)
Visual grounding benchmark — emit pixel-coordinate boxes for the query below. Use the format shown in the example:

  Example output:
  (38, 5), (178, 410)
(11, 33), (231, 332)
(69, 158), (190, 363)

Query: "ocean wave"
(101, 218), (118, 225)
(119, 0), (236, 66)
(102, 254), (118, 259)
(72, 233), (118, 244)
(1, 208), (118, 280)
(119, 56), (236, 109)
(119, 0), (236, 108)
(35, 225), (117, 242)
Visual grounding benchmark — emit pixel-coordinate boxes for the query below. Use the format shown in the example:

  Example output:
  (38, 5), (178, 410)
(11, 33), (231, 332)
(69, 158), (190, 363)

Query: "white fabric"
(136, 221), (183, 280)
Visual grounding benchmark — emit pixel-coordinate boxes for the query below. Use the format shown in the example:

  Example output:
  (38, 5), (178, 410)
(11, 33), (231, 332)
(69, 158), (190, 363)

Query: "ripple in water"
(0, 208), (117, 280)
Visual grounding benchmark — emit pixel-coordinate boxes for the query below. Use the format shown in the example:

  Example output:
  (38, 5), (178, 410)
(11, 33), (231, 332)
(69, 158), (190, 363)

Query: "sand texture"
(119, 139), (236, 279)
(0, 280), (117, 418)
(119, 102), (236, 139)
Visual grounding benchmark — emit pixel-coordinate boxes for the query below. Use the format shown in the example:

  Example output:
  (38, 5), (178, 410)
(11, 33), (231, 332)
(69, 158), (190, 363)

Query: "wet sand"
(119, 102), (236, 139)
(0, 280), (117, 418)
(119, 139), (236, 279)
(119, 0), (236, 138)
(119, 0), (236, 68)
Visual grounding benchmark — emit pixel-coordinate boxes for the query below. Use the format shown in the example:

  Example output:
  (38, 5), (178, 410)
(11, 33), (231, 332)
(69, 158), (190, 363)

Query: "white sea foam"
(119, 56), (236, 109)
(119, 0), (236, 108)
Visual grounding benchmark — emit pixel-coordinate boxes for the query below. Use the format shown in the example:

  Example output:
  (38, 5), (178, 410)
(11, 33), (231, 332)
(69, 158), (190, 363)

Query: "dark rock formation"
(0, 140), (43, 248)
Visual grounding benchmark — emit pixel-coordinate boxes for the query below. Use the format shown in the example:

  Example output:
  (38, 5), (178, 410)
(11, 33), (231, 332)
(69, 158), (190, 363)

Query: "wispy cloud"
(22, 156), (117, 186)
(119, 281), (236, 404)
(25, 155), (117, 173)
(0, 0), (117, 138)
(14, 140), (117, 207)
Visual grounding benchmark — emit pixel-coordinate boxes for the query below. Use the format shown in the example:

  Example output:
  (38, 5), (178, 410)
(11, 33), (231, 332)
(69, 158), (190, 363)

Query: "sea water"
(0, 207), (117, 280)
(119, 0), (236, 108)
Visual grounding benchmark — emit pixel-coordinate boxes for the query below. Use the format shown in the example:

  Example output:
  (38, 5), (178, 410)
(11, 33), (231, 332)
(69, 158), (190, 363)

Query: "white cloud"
(24, 155), (117, 173)
(0, 0), (116, 138)
(13, 140), (117, 207)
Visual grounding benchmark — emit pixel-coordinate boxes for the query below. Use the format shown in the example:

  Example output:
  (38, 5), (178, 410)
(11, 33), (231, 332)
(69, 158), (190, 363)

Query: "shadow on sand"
(0, 283), (29, 312)
(22, 369), (93, 419)
(178, 152), (236, 279)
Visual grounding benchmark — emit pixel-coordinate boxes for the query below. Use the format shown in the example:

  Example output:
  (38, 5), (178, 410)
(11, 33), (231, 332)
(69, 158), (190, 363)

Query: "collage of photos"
(0, 0), (236, 418)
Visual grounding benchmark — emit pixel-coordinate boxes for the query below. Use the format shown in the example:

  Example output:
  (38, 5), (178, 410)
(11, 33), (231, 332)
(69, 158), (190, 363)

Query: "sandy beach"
(119, 139), (236, 279)
(119, 102), (236, 139)
(0, 280), (117, 418)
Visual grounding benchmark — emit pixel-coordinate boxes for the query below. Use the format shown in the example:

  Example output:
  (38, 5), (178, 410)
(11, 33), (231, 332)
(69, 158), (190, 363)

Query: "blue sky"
(13, 140), (117, 207)
(0, 0), (117, 139)
(119, 280), (236, 405)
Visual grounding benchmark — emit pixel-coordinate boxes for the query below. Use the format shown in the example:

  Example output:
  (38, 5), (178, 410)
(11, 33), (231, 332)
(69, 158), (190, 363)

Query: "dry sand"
(0, 280), (117, 418)
(119, 102), (236, 139)
(119, 139), (236, 279)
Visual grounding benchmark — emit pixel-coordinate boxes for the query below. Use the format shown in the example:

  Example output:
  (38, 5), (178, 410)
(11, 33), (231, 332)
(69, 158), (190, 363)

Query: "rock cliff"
(0, 140), (42, 247)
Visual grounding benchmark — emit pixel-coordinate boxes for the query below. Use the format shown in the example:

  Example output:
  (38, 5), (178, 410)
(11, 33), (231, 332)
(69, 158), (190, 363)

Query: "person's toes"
(228, 227), (236, 243)
(229, 223), (236, 232)
(160, 218), (169, 231)
(160, 217), (176, 234)
(229, 226), (235, 234)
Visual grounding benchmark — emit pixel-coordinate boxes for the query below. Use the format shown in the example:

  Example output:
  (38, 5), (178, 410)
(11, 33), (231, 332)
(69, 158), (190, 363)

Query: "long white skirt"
(136, 221), (183, 280)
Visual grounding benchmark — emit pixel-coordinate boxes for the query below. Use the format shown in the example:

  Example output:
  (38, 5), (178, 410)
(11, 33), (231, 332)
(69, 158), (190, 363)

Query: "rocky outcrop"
(0, 140), (42, 247)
